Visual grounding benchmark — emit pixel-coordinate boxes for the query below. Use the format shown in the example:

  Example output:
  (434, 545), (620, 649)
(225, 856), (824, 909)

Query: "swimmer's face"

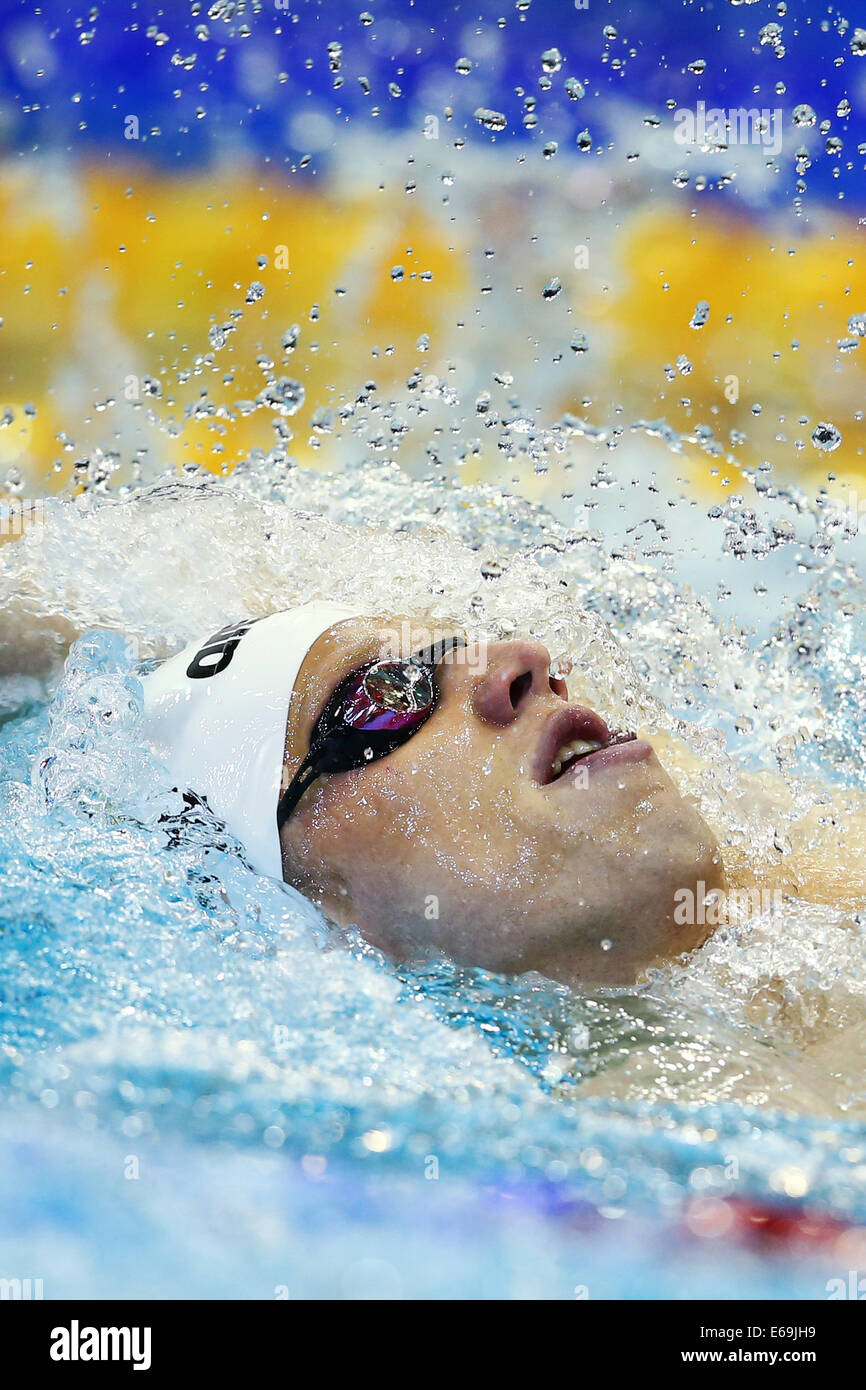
(279, 617), (724, 986)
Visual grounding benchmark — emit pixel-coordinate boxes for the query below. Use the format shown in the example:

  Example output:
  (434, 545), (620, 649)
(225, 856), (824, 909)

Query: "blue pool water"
(1, 473), (865, 1299)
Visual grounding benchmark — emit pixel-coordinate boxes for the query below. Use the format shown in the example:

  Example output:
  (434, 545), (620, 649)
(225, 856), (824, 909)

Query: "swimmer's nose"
(471, 639), (562, 725)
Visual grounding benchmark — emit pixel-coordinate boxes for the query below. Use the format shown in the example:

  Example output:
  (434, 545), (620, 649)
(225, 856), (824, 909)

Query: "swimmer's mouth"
(534, 706), (649, 784)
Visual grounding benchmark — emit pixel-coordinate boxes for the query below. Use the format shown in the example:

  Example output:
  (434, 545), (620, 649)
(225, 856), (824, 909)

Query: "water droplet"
(540, 47), (562, 73)
(257, 378), (305, 417)
(792, 103), (816, 127)
(690, 300), (711, 329)
(474, 108), (507, 132)
(281, 324), (300, 353)
(542, 277), (562, 300)
(811, 421), (841, 452)
(759, 22), (783, 47)
(481, 559), (504, 580)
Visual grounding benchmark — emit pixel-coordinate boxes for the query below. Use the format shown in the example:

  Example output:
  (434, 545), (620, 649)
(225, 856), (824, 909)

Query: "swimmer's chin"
(307, 864), (725, 990)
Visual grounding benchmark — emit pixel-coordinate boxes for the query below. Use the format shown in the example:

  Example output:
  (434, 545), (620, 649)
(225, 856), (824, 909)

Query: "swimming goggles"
(277, 636), (465, 828)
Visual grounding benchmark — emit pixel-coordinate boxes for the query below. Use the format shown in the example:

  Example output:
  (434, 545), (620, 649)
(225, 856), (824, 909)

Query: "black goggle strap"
(276, 752), (321, 830)
(411, 634), (466, 667)
(276, 635), (467, 831)
(277, 724), (371, 830)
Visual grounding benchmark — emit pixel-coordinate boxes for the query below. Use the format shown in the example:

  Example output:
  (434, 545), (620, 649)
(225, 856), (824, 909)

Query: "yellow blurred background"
(1, 158), (864, 504)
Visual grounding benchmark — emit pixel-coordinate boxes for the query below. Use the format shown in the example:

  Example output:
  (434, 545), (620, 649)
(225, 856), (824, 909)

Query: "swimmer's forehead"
(303, 613), (470, 672)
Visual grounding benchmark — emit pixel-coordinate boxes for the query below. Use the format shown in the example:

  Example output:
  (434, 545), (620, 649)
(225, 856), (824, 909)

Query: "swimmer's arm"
(0, 527), (85, 677)
(754, 796), (866, 909)
(647, 726), (866, 909)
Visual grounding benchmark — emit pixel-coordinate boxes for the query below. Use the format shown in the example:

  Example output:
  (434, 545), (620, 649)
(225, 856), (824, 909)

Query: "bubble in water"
(811, 422), (842, 452)
(540, 47), (562, 73)
(570, 332), (589, 353)
(792, 104), (816, 128)
(690, 300), (711, 329)
(848, 312), (866, 338)
(851, 27), (866, 57)
(455, 57), (472, 75)
(565, 77), (585, 100)
(542, 277), (562, 300)
(245, 281), (265, 304)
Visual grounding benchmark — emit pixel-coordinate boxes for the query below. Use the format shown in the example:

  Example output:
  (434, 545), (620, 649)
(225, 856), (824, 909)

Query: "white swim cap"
(141, 602), (360, 878)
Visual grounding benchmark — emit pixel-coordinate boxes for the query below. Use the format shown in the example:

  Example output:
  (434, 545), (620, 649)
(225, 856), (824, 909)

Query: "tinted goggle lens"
(340, 660), (434, 733)
(278, 637), (464, 828)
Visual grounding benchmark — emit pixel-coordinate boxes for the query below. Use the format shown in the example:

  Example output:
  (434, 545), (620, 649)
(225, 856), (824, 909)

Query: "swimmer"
(5, 504), (863, 992)
(142, 599), (863, 989)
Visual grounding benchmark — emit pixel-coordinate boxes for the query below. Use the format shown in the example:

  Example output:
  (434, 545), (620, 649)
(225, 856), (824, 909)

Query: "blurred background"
(0, 0), (864, 525)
